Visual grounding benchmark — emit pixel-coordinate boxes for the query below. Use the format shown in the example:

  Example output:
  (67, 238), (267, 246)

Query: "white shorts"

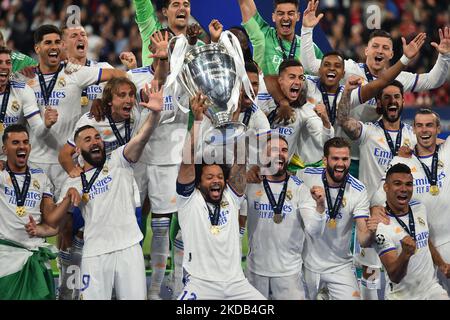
(134, 162), (178, 213)
(436, 241), (450, 294)
(246, 270), (305, 300)
(303, 265), (361, 300)
(178, 275), (266, 300)
(385, 281), (449, 300)
(80, 243), (146, 300)
(29, 162), (68, 200)
(239, 198), (247, 217)
(353, 244), (382, 269)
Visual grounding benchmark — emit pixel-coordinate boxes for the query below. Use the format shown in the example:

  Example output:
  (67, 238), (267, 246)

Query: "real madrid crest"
(418, 217), (425, 226)
(438, 160), (444, 169)
(33, 179), (40, 190)
(130, 117), (135, 124)
(286, 190), (293, 201)
(11, 100), (20, 112)
(102, 165), (109, 175)
(403, 138), (411, 147)
(58, 78), (66, 88)
(342, 196), (347, 208)
(220, 200), (229, 208)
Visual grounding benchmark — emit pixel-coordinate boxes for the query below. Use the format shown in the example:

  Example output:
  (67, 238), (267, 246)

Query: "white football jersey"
(58, 146), (143, 258)
(256, 72), (275, 114)
(238, 104), (270, 132)
(357, 121), (416, 198)
(26, 64), (103, 164)
(298, 167), (370, 273)
(0, 167), (53, 250)
(81, 60), (113, 110)
(176, 182), (245, 282)
(374, 201), (440, 300)
(245, 175), (325, 277)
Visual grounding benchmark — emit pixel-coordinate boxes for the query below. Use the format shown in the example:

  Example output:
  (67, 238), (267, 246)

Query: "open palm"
(431, 27), (450, 55)
(302, 0), (323, 28)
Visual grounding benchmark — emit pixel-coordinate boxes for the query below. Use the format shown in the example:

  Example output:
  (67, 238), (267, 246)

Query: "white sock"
(172, 230), (184, 299)
(71, 236), (84, 300)
(239, 226), (246, 259)
(57, 249), (72, 300)
(360, 274), (380, 300)
(149, 217), (170, 299)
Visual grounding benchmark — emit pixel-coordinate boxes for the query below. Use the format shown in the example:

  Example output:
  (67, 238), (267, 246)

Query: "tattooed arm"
(337, 77), (363, 141)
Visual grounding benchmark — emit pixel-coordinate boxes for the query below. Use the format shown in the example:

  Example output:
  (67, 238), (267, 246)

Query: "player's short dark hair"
(278, 59), (302, 75)
(274, 0), (299, 9)
(229, 26), (253, 62)
(324, 137), (351, 157)
(414, 108), (441, 127)
(101, 77), (137, 113)
(368, 29), (393, 44)
(194, 163), (230, 187)
(321, 51), (345, 64)
(2, 124), (29, 144)
(377, 80), (404, 100)
(162, 0), (190, 9)
(386, 163), (412, 180)
(34, 24), (62, 45)
(245, 60), (259, 75)
(0, 46), (11, 56)
(74, 125), (96, 142)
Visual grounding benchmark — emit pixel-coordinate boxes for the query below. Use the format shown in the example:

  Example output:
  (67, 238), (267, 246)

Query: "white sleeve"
(110, 145), (132, 168)
(71, 66), (103, 89)
(352, 188), (370, 219)
(300, 27), (321, 75)
(252, 109), (270, 131)
(371, 182), (386, 207)
(297, 183), (326, 236)
(22, 85), (49, 139)
(397, 53), (450, 92)
(350, 86), (363, 108)
(58, 178), (81, 204)
(42, 174), (54, 199)
(227, 184), (245, 207)
(374, 224), (397, 257)
(356, 122), (369, 145)
(239, 197), (248, 217)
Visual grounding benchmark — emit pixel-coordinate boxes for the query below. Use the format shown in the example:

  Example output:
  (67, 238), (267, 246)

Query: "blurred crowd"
(0, 0), (449, 106)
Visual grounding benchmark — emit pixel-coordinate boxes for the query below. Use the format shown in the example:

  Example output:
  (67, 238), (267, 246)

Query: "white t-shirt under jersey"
(26, 64), (102, 164)
(0, 167), (53, 250)
(245, 175), (325, 277)
(357, 121), (416, 198)
(298, 167), (370, 274)
(59, 146), (143, 258)
(374, 201), (440, 300)
(176, 181), (245, 282)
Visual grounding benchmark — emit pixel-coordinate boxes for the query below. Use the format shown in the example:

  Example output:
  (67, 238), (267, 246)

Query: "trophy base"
(204, 122), (247, 145)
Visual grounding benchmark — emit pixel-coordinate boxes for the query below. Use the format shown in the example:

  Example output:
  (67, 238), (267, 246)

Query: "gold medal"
(273, 213), (283, 224)
(0, 123), (4, 133)
(430, 185), (439, 196)
(327, 218), (337, 229)
(82, 192), (90, 203)
(210, 225), (220, 235)
(16, 206), (26, 217)
(80, 96), (89, 106)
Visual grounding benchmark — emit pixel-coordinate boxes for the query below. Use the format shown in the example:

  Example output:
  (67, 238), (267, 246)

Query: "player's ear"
(383, 181), (388, 193)
(162, 7), (168, 18)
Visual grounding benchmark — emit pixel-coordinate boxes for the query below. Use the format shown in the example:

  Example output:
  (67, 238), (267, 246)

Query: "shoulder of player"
(129, 65), (153, 75)
(302, 167), (324, 176)
(9, 80), (26, 90)
(346, 174), (366, 193)
(401, 122), (414, 132)
(289, 174), (304, 186)
(409, 199), (423, 209)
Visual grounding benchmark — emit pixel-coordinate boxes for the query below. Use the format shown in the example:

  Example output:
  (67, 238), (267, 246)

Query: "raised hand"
(370, 206), (390, 225)
(190, 92), (208, 121)
(402, 32), (426, 60)
(274, 99), (294, 125)
(344, 75), (363, 93)
(69, 165), (83, 178)
(431, 26), (450, 55)
(140, 83), (164, 112)
(19, 66), (36, 79)
(313, 103), (331, 128)
(246, 165), (262, 184)
(187, 23), (202, 46)
(302, 0), (324, 28)
(119, 51), (137, 70)
(310, 185), (326, 213)
(66, 187), (81, 207)
(400, 235), (416, 257)
(209, 19), (223, 43)
(44, 106), (58, 128)
(149, 30), (169, 60)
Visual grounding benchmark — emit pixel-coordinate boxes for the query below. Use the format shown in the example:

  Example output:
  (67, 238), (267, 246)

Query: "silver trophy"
(169, 34), (249, 145)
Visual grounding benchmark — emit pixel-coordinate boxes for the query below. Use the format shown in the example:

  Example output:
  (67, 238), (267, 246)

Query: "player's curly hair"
(194, 162), (230, 187)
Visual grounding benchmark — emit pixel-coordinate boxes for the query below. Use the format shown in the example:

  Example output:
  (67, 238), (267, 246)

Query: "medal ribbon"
(322, 171), (348, 220)
(106, 114), (131, 146)
(262, 174), (290, 216)
(378, 120), (404, 158)
(206, 203), (221, 226)
(37, 64), (63, 106)
(0, 83), (11, 125)
(242, 107), (253, 126)
(363, 64), (374, 82)
(386, 204), (416, 241)
(277, 36), (297, 61)
(5, 164), (31, 207)
(319, 83), (339, 126)
(80, 167), (102, 196)
(415, 145), (440, 188)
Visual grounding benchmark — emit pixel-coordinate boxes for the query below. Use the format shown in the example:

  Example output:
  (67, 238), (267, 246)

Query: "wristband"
(400, 55), (410, 65)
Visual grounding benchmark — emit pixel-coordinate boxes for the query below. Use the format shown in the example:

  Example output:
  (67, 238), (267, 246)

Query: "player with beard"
(237, 0), (324, 124)
(297, 137), (379, 299)
(58, 83), (163, 300)
(267, 59), (334, 163)
(337, 79), (417, 299)
(175, 92), (264, 300)
(371, 109), (450, 295)
(245, 135), (326, 299)
(301, 1), (450, 179)
(373, 163), (449, 300)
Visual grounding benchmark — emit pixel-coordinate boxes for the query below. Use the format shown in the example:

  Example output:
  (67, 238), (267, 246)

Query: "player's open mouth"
(281, 21), (291, 32)
(209, 184), (222, 198)
(387, 105), (398, 113)
(289, 86), (300, 98)
(335, 167), (345, 173)
(90, 146), (101, 154)
(326, 72), (336, 81)
(397, 194), (408, 203)
(48, 51), (59, 61)
(0, 71), (8, 80)
(421, 135), (431, 141)
(375, 55), (384, 63)
(76, 42), (85, 52)
(16, 151), (27, 159)
(176, 12), (186, 20)
(123, 105), (132, 114)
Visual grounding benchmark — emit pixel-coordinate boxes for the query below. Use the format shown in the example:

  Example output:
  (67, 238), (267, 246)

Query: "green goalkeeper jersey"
(242, 11), (323, 75)
(11, 51), (37, 73)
